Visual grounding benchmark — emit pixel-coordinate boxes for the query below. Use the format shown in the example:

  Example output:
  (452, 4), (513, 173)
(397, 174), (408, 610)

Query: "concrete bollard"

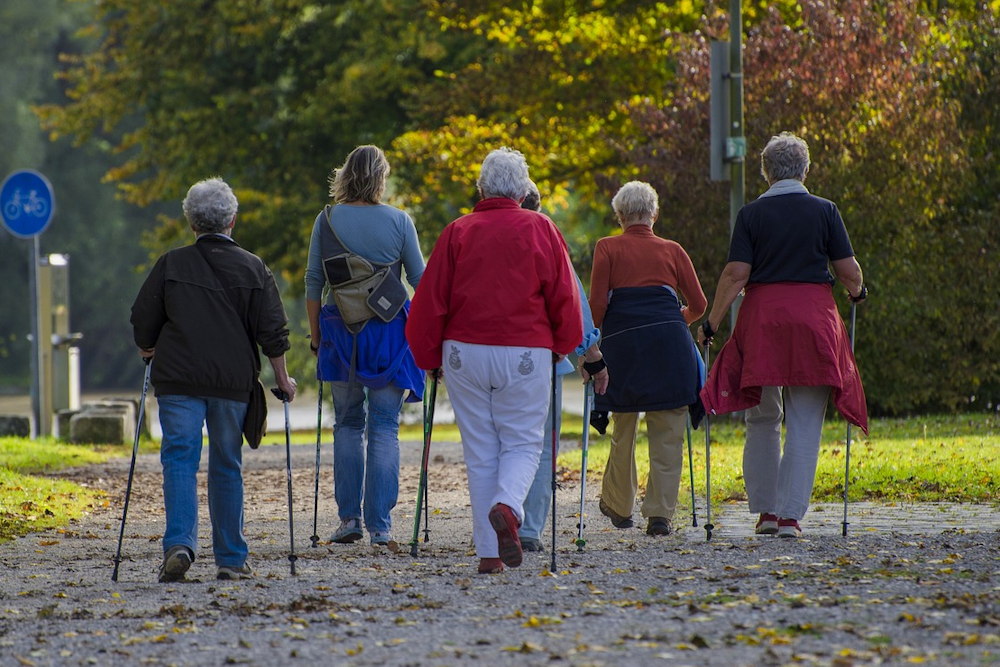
(69, 402), (135, 444)
(57, 409), (79, 440)
(0, 415), (31, 438)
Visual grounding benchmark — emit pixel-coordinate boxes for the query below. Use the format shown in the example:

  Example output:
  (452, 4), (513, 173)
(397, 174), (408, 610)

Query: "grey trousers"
(742, 385), (832, 521)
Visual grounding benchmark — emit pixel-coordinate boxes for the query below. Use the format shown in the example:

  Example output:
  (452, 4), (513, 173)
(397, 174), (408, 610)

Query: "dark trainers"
(646, 517), (672, 536)
(520, 536), (544, 552)
(488, 503), (523, 568)
(777, 518), (802, 538)
(216, 563), (254, 580)
(755, 513), (779, 535)
(599, 499), (634, 529)
(478, 557), (505, 574)
(330, 518), (363, 544)
(158, 545), (193, 583)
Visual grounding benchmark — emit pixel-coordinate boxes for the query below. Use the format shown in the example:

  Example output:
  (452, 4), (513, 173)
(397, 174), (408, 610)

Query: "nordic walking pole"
(550, 363), (558, 572)
(701, 340), (714, 541)
(686, 415), (698, 528)
(422, 375), (438, 544)
(575, 381), (593, 551)
(410, 371), (438, 557)
(310, 381), (323, 548)
(272, 388), (297, 575)
(842, 300), (858, 537)
(111, 358), (152, 582)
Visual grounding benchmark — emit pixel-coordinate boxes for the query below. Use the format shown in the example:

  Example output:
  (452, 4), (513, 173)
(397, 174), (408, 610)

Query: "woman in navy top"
(698, 132), (868, 539)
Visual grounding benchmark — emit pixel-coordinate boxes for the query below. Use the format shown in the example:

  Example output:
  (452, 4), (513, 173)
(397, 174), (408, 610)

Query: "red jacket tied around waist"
(700, 282), (868, 434)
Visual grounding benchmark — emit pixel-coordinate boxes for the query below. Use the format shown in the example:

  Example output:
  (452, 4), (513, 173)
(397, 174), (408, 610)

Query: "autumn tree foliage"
(622, 1), (998, 413)
(34, 0), (997, 412)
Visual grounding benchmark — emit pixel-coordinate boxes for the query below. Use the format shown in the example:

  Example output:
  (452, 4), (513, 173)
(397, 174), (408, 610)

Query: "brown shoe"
(488, 503), (523, 568)
(478, 557), (505, 574)
(646, 517), (672, 536)
(599, 499), (634, 529)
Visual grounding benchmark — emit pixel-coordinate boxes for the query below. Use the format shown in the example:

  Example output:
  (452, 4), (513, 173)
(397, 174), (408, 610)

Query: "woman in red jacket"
(699, 132), (868, 538)
(406, 148), (582, 574)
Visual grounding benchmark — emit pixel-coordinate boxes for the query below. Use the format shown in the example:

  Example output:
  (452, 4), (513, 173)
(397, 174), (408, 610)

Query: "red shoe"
(755, 513), (779, 535)
(777, 518), (802, 538)
(478, 557), (505, 574)
(488, 503), (523, 568)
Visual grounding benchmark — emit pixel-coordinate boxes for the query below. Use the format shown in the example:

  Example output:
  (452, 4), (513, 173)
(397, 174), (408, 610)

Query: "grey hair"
(329, 145), (389, 204)
(611, 181), (658, 226)
(477, 147), (531, 201)
(760, 132), (810, 183)
(183, 177), (238, 234)
(521, 180), (541, 211)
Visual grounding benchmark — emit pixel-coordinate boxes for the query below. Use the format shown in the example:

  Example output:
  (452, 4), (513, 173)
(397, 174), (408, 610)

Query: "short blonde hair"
(329, 145), (389, 204)
(611, 181), (658, 226)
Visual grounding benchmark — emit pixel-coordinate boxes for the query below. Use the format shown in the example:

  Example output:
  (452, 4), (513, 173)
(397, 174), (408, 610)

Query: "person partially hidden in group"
(406, 148), (582, 574)
(518, 180), (608, 553)
(699, 132), (868, 538)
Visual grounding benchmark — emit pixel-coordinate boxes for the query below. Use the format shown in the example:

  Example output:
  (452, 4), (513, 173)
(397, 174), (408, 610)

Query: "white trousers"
(443, 340), (551, 558)
(743, 385), (831, 521)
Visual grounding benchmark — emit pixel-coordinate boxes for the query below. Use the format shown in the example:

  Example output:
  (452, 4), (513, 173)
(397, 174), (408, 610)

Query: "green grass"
(2, 413), (997, 542)
(0, 436), (119, 472)
(0, 437), (114, 542)
(554, 412), (1000, 505)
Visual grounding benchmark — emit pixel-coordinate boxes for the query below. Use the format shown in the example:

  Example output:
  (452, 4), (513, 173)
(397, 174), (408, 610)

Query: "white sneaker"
(777, 518), (802, 538)
(330, 518), (363, 543)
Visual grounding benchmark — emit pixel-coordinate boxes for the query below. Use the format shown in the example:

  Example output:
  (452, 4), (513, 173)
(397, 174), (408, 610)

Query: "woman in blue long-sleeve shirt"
(304, 145), (426, 547)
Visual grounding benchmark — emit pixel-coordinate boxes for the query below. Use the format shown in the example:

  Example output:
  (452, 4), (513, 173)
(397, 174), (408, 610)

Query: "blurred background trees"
(2, 0), (996, 414)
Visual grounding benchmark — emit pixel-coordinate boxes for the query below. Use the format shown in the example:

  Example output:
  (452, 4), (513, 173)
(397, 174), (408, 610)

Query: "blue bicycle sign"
(4, 188), (50, 220)
(1, 170), (55, 238)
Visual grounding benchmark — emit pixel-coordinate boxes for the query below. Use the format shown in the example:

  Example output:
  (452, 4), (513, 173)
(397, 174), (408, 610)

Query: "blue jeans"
(329, 381), (404, 534)
(520, 378), (563, 540)
(158, 394), (248, 568)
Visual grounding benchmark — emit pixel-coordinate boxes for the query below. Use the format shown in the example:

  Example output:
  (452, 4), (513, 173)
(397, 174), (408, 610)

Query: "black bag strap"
(193, 239), (261, 377)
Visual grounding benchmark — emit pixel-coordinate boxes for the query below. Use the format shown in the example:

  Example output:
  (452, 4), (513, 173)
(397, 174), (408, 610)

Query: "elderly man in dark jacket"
(131, 177), (296, 583)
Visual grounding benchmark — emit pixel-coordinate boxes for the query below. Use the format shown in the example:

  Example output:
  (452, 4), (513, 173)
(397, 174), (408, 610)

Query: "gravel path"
(1, 440), (997, 667)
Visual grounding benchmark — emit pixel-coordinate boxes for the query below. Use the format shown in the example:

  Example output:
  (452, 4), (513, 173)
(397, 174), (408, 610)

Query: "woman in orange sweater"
(589, 181), (707, 536)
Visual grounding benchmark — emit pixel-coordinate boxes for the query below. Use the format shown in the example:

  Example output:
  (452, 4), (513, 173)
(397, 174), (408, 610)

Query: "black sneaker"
(599, 499), (634, 529)
(646, 517), (672, 536)
(216, 563), (254, 580)
(158, 545), (193, 583)
(520, 536), (544, 552)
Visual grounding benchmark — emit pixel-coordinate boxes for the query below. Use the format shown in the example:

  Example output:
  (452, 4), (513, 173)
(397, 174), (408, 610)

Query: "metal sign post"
(2, 170), (56, 437)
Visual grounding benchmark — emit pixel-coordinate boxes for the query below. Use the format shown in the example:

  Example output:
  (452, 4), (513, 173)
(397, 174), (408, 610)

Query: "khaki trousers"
(600, 407), (687, 520)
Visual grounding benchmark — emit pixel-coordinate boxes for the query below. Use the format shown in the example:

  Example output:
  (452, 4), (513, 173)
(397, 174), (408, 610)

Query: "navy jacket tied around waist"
(595, 286), (704, 425)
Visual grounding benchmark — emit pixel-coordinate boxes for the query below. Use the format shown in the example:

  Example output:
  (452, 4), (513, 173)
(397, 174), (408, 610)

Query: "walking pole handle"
(271, 388), (290, 402)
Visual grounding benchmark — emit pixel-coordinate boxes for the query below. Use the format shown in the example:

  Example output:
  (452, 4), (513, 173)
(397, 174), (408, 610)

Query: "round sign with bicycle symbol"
(1, 170), (55, 238)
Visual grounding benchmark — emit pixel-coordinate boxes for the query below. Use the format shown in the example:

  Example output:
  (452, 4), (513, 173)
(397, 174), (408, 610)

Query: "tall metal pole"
(30, 236), (41, 438)
(728, 0), (746, 331)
